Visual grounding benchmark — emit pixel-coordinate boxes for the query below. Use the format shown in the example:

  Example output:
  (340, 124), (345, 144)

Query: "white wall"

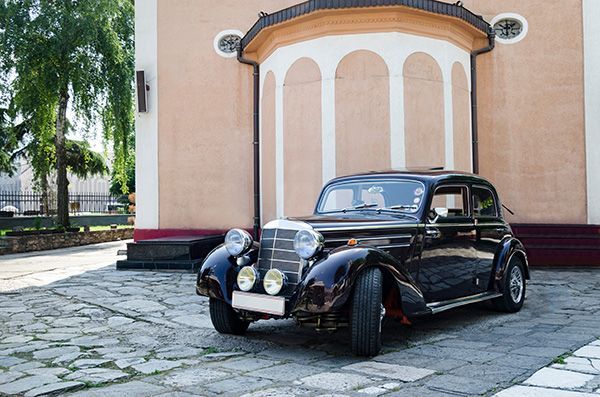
(583, 0), (600, 225)
(134, 0), (159, 229)
(259, 32), (471, 219)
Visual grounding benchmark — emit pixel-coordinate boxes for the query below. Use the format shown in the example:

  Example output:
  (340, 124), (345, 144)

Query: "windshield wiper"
(341, 203), (379, 213)
(378, 204), (418, 213)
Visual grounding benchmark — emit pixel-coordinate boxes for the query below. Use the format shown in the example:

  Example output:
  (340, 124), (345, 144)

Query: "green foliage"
(110, 150), (135, 195)
(0, 108), (29, 175)
(0, 0), (135, 224)
(65, 139), (109, 178)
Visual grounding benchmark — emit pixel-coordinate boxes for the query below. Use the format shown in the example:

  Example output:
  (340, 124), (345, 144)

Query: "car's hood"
(287, 212), (419, 232)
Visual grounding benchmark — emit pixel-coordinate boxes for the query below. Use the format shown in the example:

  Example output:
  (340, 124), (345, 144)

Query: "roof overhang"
(241, 0), (491, 62)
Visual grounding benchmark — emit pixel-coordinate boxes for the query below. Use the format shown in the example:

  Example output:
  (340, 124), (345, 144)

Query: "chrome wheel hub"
(509, 266), (524, 303)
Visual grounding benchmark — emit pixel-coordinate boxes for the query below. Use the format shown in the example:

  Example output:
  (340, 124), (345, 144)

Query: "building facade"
(134, 0), (599, 246)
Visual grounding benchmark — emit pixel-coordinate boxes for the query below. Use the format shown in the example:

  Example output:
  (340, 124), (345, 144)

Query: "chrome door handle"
(426, 228), (441, 239)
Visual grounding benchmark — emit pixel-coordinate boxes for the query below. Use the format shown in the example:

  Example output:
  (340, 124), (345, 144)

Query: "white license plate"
(232, 291), (285, 316)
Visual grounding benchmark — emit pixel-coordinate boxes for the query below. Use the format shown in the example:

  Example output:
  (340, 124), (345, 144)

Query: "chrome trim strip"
(427, 223), (474, 227)
(315, 223), (422, 232)
(266, 248), (296, 253)
(325, 234), (413, 243)
(263, 219), (312, 231)
(376, 244), (411, 249)
(263, 258), (299, 265)
(427, 292), (502, 314)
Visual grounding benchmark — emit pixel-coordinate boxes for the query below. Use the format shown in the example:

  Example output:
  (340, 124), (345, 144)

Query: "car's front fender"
(491, 237), (530, 292)
(196, 244), (258, 304)
(291, 245), (427, 316)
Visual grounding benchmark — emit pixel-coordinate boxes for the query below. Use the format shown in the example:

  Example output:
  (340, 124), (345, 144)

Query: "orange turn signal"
(347, 238), (358, 246)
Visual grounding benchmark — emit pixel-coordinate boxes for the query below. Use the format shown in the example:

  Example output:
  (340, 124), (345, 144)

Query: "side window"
(472, 187), (498, 218)
(430, 186), (469, 219)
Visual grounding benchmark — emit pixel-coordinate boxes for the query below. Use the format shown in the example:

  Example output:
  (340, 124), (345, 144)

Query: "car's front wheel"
(209, 298), (250, 335)
(351, 267), (383, 356)
(492, 255), (526, 313)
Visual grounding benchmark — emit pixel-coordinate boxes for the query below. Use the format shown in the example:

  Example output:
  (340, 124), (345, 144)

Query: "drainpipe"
(237, 44), (261, 240)
(470, 28), (495, 174)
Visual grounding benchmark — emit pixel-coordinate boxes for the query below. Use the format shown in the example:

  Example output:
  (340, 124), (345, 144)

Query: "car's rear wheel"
(351, 267), (383, 356)
(492, 255), (526, 313)
(209, 298), (250, 335)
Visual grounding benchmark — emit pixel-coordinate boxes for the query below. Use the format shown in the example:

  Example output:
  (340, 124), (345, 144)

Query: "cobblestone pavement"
(0, 242), (599, 396)
(496, 338), (600, 396)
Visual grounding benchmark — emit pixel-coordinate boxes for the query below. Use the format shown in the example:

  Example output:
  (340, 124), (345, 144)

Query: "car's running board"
(427, 292), (503, 314)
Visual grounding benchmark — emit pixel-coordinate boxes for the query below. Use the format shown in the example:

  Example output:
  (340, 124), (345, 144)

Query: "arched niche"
(403, 52), (445, 169)
(261, 71), (277, 223)
(283, 58), (322, 216)
(452, 62), (471, 172)
(335, 50), (391, 176)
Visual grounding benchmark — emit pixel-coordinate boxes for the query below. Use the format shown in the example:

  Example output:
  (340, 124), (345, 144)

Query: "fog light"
(263, 269), (286, 295)
(237, 266), (258, 292)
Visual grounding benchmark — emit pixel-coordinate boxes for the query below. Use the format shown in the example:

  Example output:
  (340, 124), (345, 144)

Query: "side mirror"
(429, 207), (449, 223)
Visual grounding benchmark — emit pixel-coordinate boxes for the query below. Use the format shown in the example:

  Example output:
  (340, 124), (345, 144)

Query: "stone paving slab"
(494, 385), (599, 397)
(23, 381), (83, 397)
(494, 338), (600, 397)
(524, 367), (595, 389)
(1, 242), (600, 396)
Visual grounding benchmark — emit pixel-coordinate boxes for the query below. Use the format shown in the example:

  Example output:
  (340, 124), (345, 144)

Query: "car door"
(472, 185), (509, 292)
(418, 184), (479, 302)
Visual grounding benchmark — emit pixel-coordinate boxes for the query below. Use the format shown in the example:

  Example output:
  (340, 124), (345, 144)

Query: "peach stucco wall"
(152, 0), (587, 229)
(283, 58), (323, 217)
(403, 52), (445, 169)
(463, 0), (587, 223)
(452, 62), (471, 173)
(335, 50), (391, 176)
(261, 72), (277, 224)
(156, 0), (297, 230)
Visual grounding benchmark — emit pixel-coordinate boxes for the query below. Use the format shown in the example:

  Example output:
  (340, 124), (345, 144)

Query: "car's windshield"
(316, 178), (425, 214)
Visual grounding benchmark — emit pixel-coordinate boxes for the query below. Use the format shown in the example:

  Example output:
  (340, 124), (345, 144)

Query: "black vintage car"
(196, 171), (529, 356)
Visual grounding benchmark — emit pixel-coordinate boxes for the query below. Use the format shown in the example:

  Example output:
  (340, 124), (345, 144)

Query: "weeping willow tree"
(0, 0), (134, 227)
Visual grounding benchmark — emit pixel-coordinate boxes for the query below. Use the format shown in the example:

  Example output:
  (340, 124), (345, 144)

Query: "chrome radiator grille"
(257, 228), (302, 296)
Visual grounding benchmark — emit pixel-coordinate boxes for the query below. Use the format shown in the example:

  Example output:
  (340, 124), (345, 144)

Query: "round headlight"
(237, 266), (258, 292)
(225, 228), (253, 257)
(293, 229), (324, 260)
(263, 269), (286, 295)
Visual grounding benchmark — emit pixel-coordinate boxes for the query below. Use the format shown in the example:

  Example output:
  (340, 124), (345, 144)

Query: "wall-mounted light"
(136, 70), (149, 112)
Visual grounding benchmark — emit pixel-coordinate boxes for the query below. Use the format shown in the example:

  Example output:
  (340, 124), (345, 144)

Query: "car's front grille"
(257, 228), (302, 297)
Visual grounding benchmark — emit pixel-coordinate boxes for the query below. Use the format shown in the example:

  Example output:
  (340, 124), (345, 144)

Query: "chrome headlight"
(263, 269), (286, 295)
(293, 229), (324, 260)
(237, 266), (258, 292)
(224, 228), (253, 257)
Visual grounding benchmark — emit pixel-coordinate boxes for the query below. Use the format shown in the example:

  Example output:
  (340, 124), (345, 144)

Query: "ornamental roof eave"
(240, 0), (491, 50)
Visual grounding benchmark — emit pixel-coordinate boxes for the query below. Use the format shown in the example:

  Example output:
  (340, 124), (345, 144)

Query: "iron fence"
(0, 191), (128, 216)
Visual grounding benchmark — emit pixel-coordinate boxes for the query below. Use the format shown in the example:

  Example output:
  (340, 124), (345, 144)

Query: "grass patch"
(552, 353), (570, 365)
(201, 347), (219, 355)
(80, 380), (104, 389)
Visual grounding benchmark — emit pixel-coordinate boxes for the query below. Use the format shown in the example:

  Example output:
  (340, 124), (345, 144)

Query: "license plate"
(232, 291), (285, 316)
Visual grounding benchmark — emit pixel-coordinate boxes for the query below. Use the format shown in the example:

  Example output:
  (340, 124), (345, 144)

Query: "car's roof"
(327, 169), (495, 187)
